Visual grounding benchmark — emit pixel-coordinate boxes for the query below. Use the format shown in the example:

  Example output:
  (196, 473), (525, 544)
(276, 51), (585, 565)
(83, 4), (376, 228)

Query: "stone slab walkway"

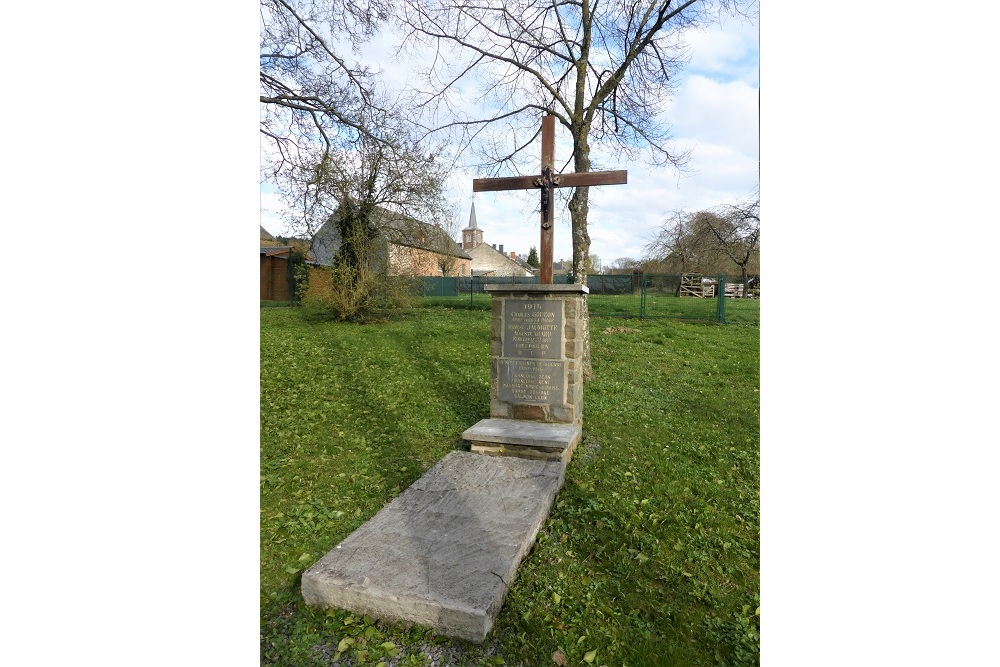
(302, 451), (566, 643)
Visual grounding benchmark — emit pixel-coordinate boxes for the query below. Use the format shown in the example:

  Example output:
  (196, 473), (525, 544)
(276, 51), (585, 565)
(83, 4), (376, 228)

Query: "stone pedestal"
(463, 284), (588, 462)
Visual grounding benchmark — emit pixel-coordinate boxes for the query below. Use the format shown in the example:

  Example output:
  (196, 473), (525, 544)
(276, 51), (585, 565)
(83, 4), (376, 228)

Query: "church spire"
(464, 202), (480, 231)
(461, 203), (483, 249)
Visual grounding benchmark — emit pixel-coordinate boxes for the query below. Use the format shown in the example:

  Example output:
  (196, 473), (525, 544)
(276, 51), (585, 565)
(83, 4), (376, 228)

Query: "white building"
(461, 203), (535, 278)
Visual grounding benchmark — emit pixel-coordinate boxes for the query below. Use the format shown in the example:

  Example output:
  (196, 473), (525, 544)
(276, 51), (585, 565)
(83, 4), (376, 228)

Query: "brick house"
(310, 204), (472, 277)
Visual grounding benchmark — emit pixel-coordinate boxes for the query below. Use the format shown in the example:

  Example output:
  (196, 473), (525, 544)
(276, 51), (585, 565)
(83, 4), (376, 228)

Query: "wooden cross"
(472, 114), (628, 284)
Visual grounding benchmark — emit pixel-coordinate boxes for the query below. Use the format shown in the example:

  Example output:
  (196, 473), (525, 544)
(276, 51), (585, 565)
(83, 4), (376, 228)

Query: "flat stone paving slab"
(302, 451), (566, 643)
(462, 418), (580, 450)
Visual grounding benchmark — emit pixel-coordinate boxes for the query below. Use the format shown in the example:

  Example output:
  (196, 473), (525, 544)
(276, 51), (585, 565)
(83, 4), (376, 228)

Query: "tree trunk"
(568, 139), (593, 381)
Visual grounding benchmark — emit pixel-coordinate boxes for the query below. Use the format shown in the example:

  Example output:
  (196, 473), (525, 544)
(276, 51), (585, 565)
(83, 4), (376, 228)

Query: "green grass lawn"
(261, 306), (759, 666)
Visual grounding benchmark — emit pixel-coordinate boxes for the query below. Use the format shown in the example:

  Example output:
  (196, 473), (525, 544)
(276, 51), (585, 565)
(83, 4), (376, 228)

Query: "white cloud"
(684, 15), (759, 83)
(680, 141), (759, 195)
(666, 75), (759, 155)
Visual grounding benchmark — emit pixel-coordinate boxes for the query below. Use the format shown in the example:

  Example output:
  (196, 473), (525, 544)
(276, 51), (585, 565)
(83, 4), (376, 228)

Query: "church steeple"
(461, 202), (483, 249)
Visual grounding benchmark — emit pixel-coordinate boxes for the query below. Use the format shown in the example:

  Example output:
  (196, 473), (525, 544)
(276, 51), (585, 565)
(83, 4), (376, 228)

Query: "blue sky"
(260, 12), (759, 268)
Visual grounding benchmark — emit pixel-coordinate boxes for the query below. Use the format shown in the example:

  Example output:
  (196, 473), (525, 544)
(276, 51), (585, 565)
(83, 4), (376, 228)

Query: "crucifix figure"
(472, 114), (628, 284)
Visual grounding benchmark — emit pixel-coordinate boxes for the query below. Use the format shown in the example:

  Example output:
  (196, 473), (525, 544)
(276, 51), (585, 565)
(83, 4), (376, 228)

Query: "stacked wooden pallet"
(679, 273), (713, 298)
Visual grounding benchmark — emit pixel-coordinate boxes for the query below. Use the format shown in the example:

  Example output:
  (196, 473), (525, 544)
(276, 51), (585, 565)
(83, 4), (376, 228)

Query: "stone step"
(302, 451), (565, 643)
(462, 418), (581, 462)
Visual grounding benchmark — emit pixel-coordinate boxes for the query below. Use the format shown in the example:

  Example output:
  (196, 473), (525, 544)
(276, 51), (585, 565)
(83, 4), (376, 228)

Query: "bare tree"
(261, 0), (396, 229)
(433, 207), (466, 276)
(302, 106), (454, 251)
(610, 257), (642, 273)
(287, 106), (456, 320)
(644, 197), (759, 291)
(701, 197), (760, 295)
(396, 0), (753, 282)
(396, 0), (753, 377)
(644, 210), (722, 274)
(587, 253), (602, 275)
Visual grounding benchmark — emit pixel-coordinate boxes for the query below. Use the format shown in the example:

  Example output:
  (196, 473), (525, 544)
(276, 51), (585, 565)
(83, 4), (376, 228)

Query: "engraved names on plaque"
(498, 359), (564, 405)
(499, 300), (565, 405)
(502, 301), (562, 359)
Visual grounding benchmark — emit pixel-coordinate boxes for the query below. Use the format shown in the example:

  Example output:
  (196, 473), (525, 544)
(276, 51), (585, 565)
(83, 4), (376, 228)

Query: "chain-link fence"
(263, 271), (759, 323)
(418, 274), (760, 324)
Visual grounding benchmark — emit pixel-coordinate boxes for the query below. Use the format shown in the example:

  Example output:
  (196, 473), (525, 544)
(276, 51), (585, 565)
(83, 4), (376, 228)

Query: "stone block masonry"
(463, 284), (587, 462)
(462, 418), (581, 462)
(485, 284), (588, 428)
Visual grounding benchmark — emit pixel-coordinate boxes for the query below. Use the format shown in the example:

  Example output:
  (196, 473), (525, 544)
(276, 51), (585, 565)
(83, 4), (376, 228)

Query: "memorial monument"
(462, 113), (627, 462)
(302, 113), (627, 641)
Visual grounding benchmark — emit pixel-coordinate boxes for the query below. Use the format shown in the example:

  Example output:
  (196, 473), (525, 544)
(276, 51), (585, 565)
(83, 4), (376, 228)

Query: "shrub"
(300, 263), (419, 322)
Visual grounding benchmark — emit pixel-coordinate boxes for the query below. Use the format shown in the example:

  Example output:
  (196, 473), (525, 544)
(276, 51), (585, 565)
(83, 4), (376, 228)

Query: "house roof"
(476, 243), (525, 265)
(512, 255), (535, 272)
(261, 225), (275, 240)
(380, 216), (472, 259)
(469, 243), (534, 277)
(312, 202), (472, 265)
(261, 246), (318, 264)
(261, 246), (292, 257)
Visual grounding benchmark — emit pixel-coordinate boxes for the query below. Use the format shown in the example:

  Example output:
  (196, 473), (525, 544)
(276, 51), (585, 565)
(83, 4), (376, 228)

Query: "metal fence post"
(716, 275), (727, 324)
(640, 277), (646, 318)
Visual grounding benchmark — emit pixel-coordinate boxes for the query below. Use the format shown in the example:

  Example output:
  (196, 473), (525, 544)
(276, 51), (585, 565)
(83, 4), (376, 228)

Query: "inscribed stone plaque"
(502, 300), (562, 360)
(498, 359), (565, 405)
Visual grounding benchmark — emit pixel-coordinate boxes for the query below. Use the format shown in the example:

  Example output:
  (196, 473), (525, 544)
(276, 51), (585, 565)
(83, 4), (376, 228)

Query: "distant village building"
(461, 203), (535, 278)
(551, 259), (571, 274)
(310, 203), (472, 277)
